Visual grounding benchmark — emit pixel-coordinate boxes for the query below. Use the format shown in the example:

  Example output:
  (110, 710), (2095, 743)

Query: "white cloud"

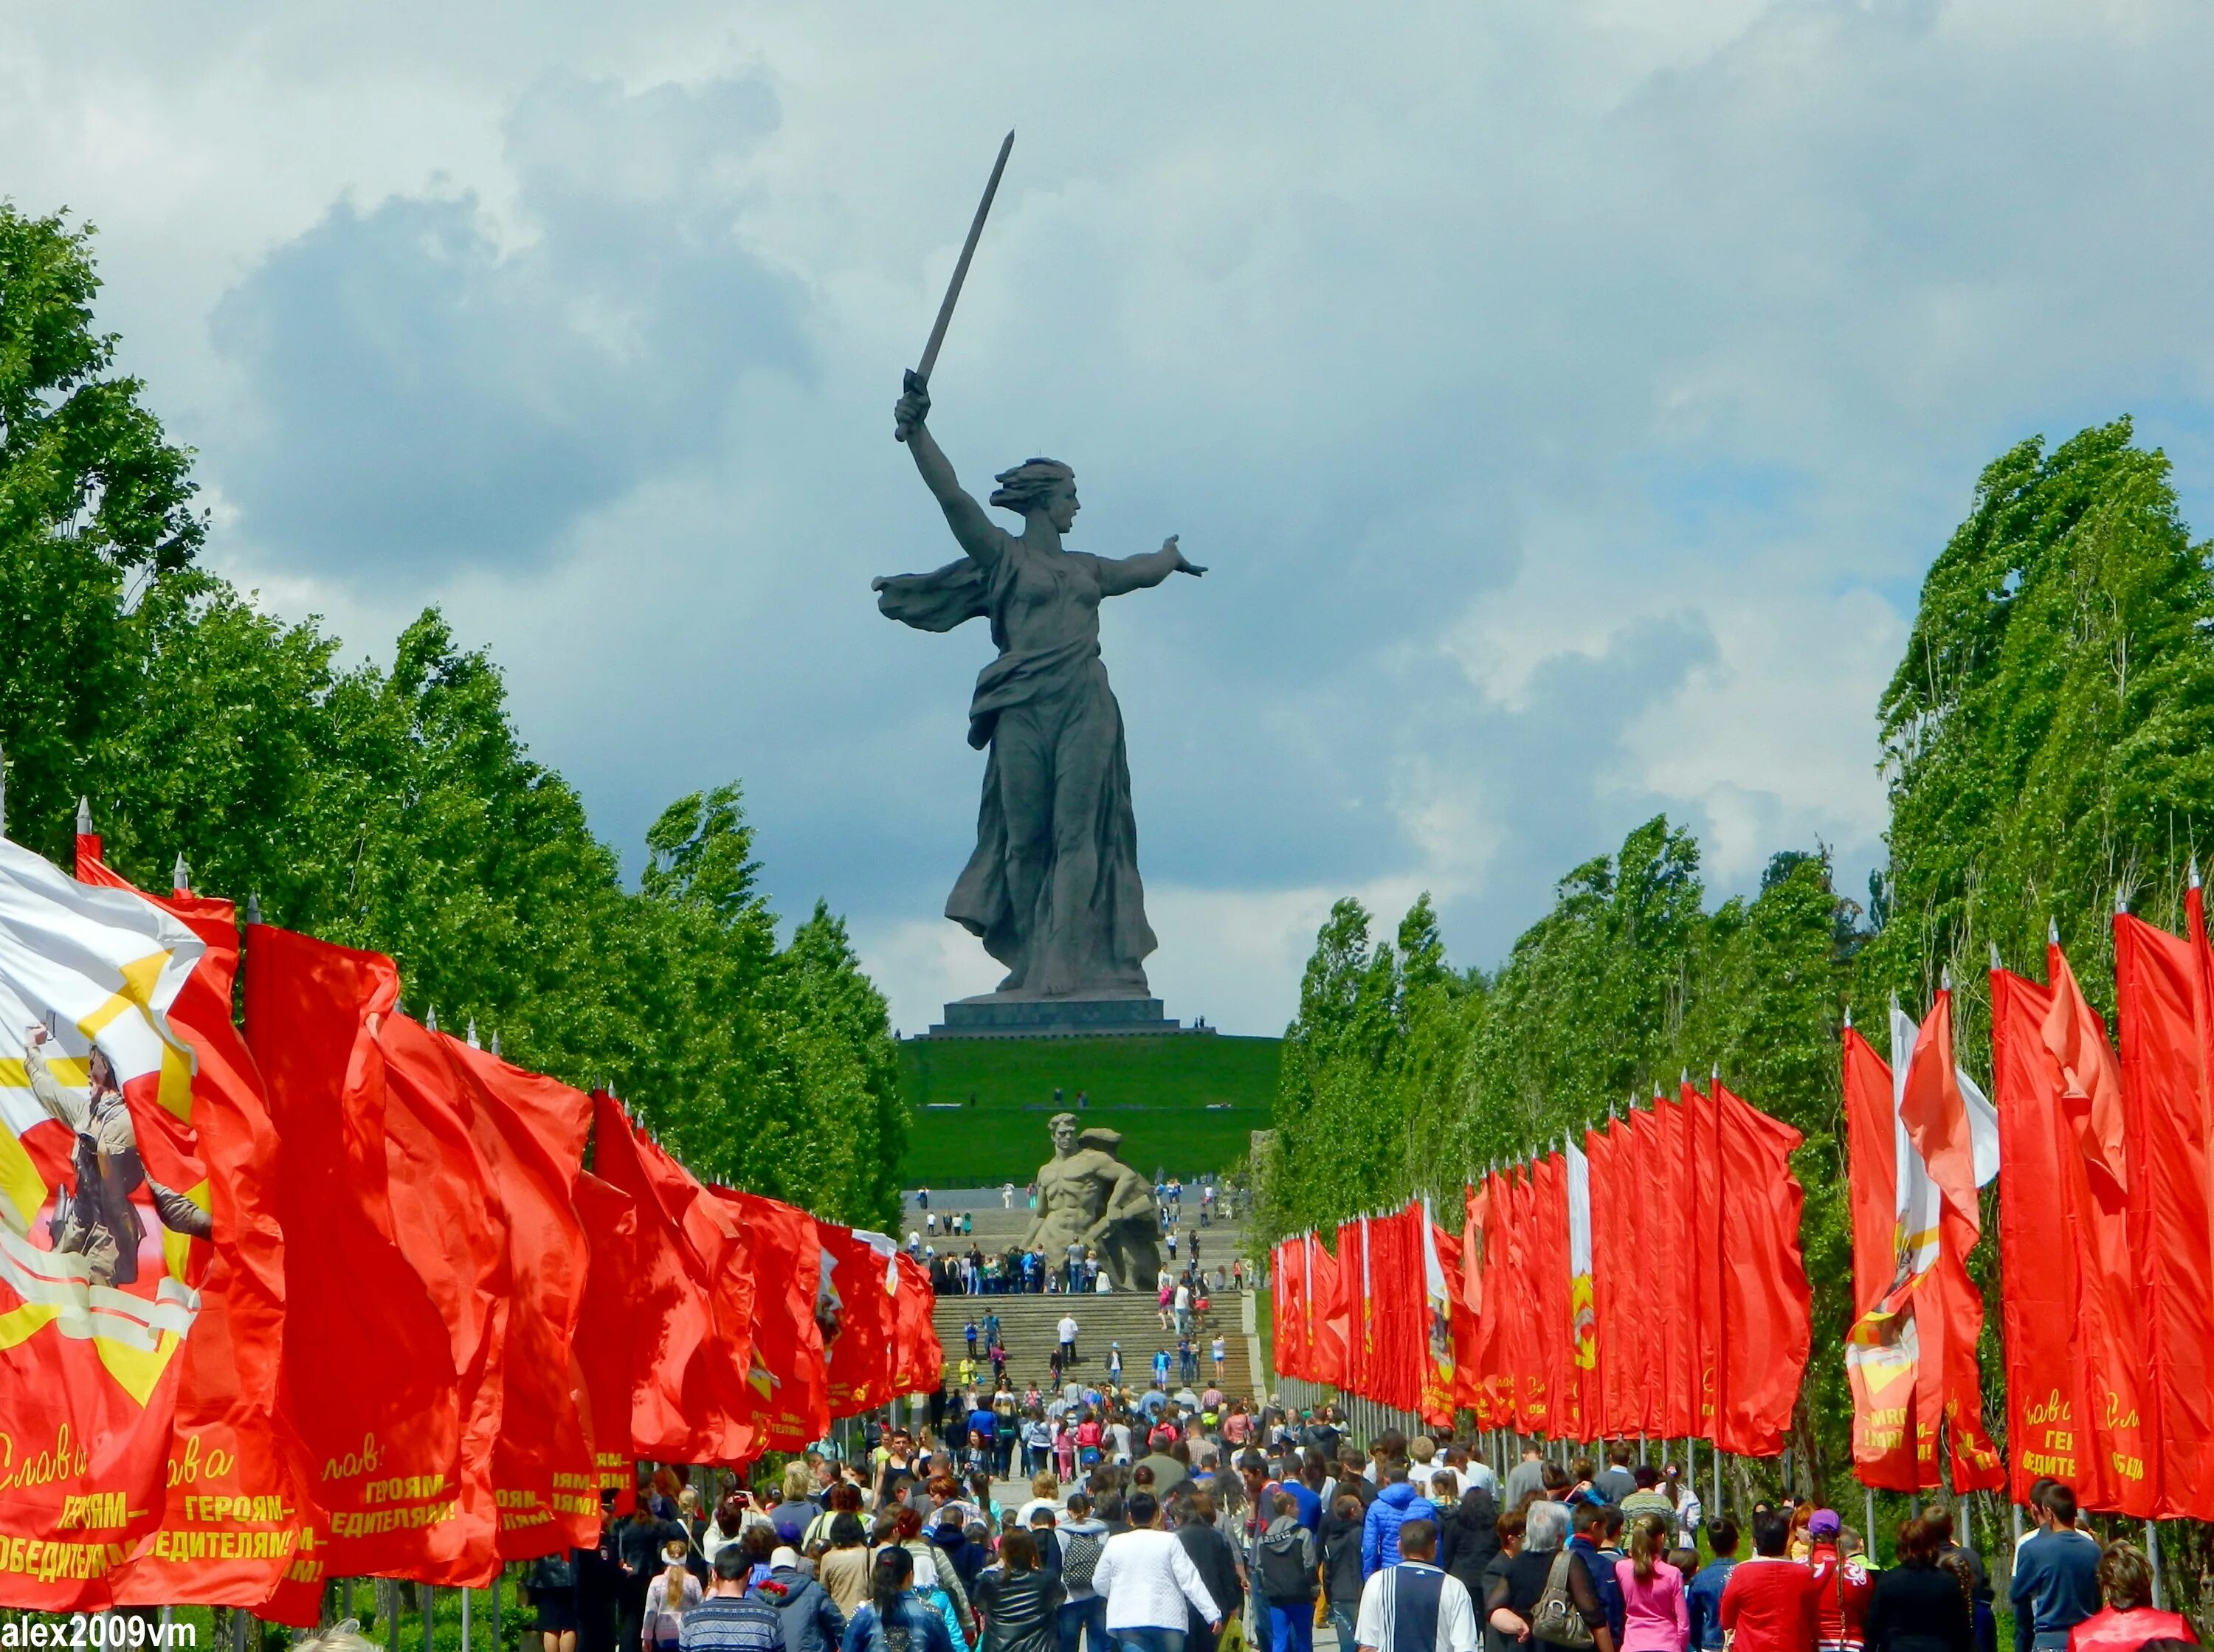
(5, 0), (2213, 1035)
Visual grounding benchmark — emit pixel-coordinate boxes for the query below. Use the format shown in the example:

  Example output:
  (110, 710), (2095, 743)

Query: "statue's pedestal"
(922, 995), (1210, 1040)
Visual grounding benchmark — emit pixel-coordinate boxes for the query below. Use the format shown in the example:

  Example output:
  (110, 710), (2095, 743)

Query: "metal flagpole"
(1866, 1487), (1878, 1559)
(2148, 1521), (2165, 1609)
(461, 1586), (472, 1652)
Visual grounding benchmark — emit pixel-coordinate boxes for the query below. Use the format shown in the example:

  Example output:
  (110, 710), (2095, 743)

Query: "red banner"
(587, 1095), (721, 1462)
(822, 1224), (898, 1417)
(449, 1040), (597, 1558)
(1683, 1076), (1718, 1434)
(1655, 1092), (1698, 1438)
(892, 1251), (941, 1394)
(2114, 906), (2214, 1518)
(572, 1172), (639, 1514)
(375, 1015), (508, 1583)
(1714, 1080), (1811, 1458)
(1841, 1025), (1919, 1489)
(244, 925), (467, 1588)
(720, 1189), (827, 1450)
(1991, 954), (2150, 1514)
(1308, 1233), (1346, 1391)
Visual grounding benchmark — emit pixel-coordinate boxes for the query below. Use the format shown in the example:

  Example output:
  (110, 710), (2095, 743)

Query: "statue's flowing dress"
(876, 534), (1156, 997)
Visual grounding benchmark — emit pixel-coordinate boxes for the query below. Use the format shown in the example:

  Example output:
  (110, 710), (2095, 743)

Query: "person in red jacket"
(2068, 1543), (2196, 1652)
(1721, 1512), (1821, 1652)
(1806, 1511), (1874, 1652)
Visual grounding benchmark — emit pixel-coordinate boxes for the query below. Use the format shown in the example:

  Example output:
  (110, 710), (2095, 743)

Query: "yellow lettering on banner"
(2024, 1389), (2070, 1428)
(0, 1425), (92, 1492)
(57, 1491), (128, 1530)
(323, 1434), (385, 1481)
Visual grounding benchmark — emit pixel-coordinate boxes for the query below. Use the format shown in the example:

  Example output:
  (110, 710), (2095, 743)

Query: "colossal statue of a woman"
(873, 379), (1204, 1002)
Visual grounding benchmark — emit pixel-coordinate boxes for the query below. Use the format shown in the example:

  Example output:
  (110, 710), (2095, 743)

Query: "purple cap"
(1808, 1509), (1841, 1538)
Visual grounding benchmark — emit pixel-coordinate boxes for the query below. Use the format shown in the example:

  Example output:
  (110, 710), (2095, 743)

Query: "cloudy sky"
(8, 1), (2214, 1036)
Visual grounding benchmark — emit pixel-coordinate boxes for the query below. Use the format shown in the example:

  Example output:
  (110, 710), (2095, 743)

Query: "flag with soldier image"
(0, 836), (211, 1609)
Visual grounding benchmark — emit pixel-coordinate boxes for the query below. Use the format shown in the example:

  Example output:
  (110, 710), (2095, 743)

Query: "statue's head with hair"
(992, 459), (1077, 528)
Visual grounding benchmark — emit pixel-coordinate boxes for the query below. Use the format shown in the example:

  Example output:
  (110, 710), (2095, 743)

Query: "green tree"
(0, 206), (204, 861)
(0, 205), (907, 1233)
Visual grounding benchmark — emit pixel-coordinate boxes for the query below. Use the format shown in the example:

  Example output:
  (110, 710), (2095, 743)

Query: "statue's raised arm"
(892, 379), (1001, 567)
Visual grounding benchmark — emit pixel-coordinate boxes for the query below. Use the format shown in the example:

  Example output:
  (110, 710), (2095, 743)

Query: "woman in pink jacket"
(1615, 1513), (1691, 1652)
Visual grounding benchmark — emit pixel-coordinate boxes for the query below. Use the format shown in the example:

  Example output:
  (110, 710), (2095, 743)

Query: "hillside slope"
(897, 1034), (1279, 1185)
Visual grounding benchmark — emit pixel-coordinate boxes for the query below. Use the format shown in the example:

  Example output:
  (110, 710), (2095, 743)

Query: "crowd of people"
(522, 1420), (2200, 1652)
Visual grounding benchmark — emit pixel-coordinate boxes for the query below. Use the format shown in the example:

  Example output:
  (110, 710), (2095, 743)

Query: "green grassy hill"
(897, 1033), (1280, 1186)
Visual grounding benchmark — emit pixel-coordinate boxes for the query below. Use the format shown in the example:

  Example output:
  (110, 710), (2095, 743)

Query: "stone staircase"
(908, 1189), (1261, 1400)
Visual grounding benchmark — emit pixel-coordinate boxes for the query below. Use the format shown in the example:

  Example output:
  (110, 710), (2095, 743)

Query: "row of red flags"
(0, 832), (939, 1620)
(1846, 882), (2214, 1519)
(1269, 1077), (1813, 1458)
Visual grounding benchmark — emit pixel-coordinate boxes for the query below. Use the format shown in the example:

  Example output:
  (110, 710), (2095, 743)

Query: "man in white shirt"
(1354, 1519), (1478, 1652)
(1059, 1313), (1081, 1364)
(1092, 1490), (1222, 1652)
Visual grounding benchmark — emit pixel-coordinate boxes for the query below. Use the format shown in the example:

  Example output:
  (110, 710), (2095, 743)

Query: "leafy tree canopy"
(0, 204), (904, 1231)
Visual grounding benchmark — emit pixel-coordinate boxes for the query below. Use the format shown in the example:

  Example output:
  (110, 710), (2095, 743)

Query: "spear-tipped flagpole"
(77, 796), (92, 836)
(173, 854), (191, 894)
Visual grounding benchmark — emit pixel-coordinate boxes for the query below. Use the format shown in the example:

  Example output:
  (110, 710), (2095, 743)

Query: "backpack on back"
(1258, 1533), (1316, 1604)
(1061, 1529), (1104, 1591)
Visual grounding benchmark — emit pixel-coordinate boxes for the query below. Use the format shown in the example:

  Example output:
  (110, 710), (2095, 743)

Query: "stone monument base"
(922, 994), (1213, 1040)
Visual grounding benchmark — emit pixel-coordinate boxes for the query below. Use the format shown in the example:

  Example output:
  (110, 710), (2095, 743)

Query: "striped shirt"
(680, 1595), (788, 1652)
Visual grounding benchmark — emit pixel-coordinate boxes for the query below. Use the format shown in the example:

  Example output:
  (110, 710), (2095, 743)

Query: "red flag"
(1897, 995), (2005, 1493)
(2114, 905), (2214, 1518)
(1460, 1182), (1489, 1322)
(244, 926), (467, 1585)
(1713, 1080), (1813, 1458)
(1683, 1084), (1722, 1441)
(1587, 1124), (1627, 1439)
(1308, 1235), (1346, 1390)
(1624, 1107), (1665, 1436)
(1678, 1081), (1717, 1445)
(822, 1225), (898, 1418)
(1992, 954), (2150, 1514)
(615, 1124), (758, 1465)
(1395, 1204), (1431, 1411)
(892, 1252), (941, 1394)
(587, 1095), (721, 1462)
(1346, 1217), (1372, 1399)
(374, 1015), (509, 1583)
(53, 851), (316, 1618)
(1266, 1240), (1293, 1372)
(1654, 1093), (1697, 1437)
(1841, 1026), (1918, 1489)
(573, 1172), (638, 1516)
(720, 1190), (827, 1451)
(1529, 1158), (1566, 1436)
(446, 1040), (598, 1557)
(1419, 1205), (1467, 1428)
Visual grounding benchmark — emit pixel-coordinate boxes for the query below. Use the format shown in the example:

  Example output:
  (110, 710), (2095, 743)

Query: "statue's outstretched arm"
(895, 379), (999, 566)
(1094, 533), (1207, 597)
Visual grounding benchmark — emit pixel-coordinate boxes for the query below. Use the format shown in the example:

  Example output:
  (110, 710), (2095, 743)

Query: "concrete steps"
(930, 1287), (1257, 1400)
